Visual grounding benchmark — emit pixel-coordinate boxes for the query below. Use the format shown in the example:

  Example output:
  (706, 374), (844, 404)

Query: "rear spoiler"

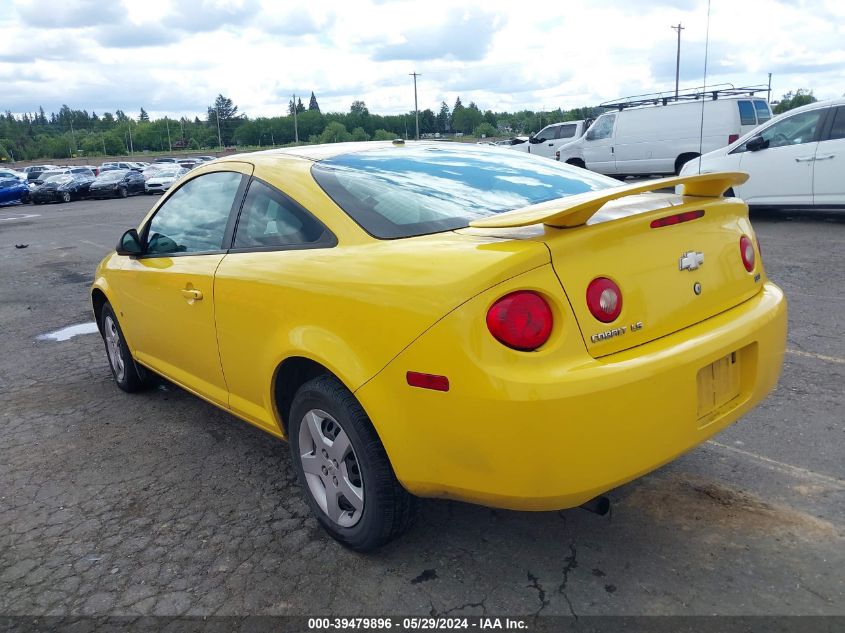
(469, 172), (749, 229)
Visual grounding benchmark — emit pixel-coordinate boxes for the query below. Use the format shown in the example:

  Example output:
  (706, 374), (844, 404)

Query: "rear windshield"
(738, 101), (757, 126)
(311, 146), (615, 239)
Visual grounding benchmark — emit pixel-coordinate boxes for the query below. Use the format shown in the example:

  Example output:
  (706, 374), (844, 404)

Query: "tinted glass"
(738, 101), (756, 126)
(233, 179), (331, 249)
(311, 146), (615, 239)
(753, 100), (771, 123)
(558, 124), (577, 139)
(827, 107), (845, 141)
(146, 171), (242, 255)
(759, 109), (824, 148)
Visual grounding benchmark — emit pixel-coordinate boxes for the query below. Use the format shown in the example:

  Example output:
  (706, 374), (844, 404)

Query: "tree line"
(0, 89), (816, 162)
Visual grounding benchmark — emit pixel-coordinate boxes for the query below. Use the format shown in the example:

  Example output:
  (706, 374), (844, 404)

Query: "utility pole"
(409, 72), (421, 140)
(292, 94), (299, 144)
(671, 23), (685, 100)
(69, 118), (76, 155)
(165, 117), (172, 152)
(215, 106), (222, 149)
(767, 72), (773, 103)
(127, 120), (134, 155)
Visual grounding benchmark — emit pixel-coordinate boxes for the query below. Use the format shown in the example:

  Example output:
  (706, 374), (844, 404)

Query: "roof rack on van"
(599, 83), (770, 111)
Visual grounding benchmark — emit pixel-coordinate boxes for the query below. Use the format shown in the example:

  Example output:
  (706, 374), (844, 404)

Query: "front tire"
(289, 375), (418, 551)
(100, 302), (150, 393)
(118, 187), (128, 198)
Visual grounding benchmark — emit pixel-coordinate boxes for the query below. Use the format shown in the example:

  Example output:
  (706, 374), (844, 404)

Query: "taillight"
(740, 235), (755, 272)
(650, 209), (704, 228)
(486, 291), (553, 351)
(728, 134), (739, 144)
(586, 277), (622, 323)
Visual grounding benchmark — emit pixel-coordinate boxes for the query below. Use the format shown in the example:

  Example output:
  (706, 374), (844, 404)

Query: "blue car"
(0, 175), (30, 206)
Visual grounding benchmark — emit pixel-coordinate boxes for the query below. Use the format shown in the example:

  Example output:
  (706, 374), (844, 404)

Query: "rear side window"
(146, 171), (242, 255)
(738, 101), (757, 126)
(311, 146), (615, 239)
(753, 100), (771, 124)
(232, 179), (334, 250)
(827, 107), (845, 141)
(558, 124), (577, 139)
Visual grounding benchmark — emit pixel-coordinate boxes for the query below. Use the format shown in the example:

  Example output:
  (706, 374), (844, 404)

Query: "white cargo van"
(555, 88), (772, 176)
(509, 119), (592, 159)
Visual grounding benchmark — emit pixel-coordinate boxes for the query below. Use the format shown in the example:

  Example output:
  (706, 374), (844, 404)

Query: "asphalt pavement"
(0, 195), (842, 622)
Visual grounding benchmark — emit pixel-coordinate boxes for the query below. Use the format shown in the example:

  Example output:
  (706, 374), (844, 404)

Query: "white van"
(555, 94), (772, 176)
(509, 119), (591, 159)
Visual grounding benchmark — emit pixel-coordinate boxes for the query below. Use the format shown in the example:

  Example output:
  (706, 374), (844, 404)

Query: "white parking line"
(0, 213), (40, 222)
(706, 440), (845, 488)
(785, 348), (845, 365)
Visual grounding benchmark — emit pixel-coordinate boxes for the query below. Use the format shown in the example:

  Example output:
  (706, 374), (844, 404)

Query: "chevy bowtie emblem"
(679, 251), (704, 271)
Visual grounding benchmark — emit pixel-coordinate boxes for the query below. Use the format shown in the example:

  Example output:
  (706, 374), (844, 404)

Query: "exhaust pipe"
(579, 495), (610, 516)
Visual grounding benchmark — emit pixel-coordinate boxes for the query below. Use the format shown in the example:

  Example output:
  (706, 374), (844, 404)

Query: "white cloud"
(1, 0), (843, 119)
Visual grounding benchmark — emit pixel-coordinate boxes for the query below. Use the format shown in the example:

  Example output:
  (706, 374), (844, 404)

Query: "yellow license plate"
(696, 352), (741, 421)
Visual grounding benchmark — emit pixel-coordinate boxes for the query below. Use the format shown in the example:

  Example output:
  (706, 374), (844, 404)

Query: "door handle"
(815, 154), (835, 161)
(548, 143), (554, 146)
(180, 288), (203, 301)
(794, 156), (815, 162)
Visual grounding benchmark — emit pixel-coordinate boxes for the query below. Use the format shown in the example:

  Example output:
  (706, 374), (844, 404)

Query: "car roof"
(227, 140), (454, 165)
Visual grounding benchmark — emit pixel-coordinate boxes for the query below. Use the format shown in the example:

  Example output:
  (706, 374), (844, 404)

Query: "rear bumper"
(356, 279), (787, 511)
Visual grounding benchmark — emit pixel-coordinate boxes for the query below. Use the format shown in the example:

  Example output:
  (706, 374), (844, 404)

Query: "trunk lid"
(543, 194), (763, 356)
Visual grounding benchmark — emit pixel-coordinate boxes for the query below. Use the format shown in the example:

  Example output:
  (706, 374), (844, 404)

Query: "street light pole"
(165, 117), (172, 152)
(671, 23), (685, 100)
(409, 72), (421, 140)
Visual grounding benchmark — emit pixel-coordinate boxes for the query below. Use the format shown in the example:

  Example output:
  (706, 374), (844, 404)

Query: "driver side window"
(145, 171), (243, 255)
(758, 109), (825, 149)
(586, 115), (615, 141)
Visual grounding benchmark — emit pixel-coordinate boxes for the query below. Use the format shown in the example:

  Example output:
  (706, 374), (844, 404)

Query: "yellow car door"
(114, 165), (251, 407)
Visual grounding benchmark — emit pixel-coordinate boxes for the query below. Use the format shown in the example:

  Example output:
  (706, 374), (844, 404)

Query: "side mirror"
(746, 135), (767, 152)
(116, 228), (143, 256)
(529, 135), (542, 144)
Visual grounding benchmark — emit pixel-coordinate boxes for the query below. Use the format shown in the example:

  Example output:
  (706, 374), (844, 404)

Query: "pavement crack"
(526, 570), (549, 616)
(557, 544), (579, 619)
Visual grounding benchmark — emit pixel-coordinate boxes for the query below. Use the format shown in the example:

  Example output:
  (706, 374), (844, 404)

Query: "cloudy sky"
(1, 0), (843, 120)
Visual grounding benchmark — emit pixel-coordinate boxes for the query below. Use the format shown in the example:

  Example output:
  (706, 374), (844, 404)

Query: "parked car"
(141, 164), (171, 180)
(92, 142), (786, 551)
(144, 167), (187, 194)
(556, 89), (772, 176)
(195, 155), (216, 162)
(31, 173), (95, 204)
(31, 167), (95, 187)
(679, 97), (845, 207)
(0, 174), (30, 205)
(153, 157), (178, 164)
(178, 159), (200, 169)
(510, 120), (592, 159)
(0, 168), (26, 182)
(88, 169), (146, 198)
(25, 165), (59, 184)
(496, 137), (528, 146)
(100, 161), (140, 172)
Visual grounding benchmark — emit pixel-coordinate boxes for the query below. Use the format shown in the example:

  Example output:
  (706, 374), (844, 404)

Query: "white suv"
(680, 98), (845, 207)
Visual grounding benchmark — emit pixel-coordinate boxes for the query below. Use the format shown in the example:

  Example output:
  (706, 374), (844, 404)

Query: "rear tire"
(289, 375), (419, 551)
(61, 191), (71, 203)
(100, 302), (151, 393)
(118, 187), (128, 198)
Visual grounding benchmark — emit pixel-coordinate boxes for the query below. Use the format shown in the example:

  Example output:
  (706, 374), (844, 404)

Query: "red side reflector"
(406, 371), (450, 392)
(650, 209), (705, 229)
(728, 134), (739, 144)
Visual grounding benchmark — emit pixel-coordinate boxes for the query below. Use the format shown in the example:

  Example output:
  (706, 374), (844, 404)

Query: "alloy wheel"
(297, 409), (365, 527)
(103, 315), (125, 382)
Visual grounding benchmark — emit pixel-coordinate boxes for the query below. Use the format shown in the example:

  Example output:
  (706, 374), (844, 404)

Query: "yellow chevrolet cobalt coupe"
(92, 142), (786, 551)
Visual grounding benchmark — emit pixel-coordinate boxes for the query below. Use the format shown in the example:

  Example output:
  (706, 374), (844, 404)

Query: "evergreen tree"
(139, 107), (149, 122)
(308, 92), (320, 112)
(437, 101), (450, 133)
